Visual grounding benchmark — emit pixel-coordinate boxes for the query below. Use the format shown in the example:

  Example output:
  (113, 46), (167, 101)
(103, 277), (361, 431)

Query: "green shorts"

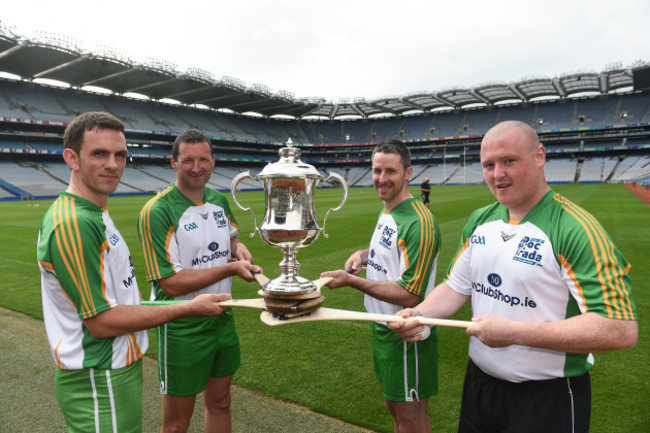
(373, 322), (439, 402)
(158, 308), (241, 396)
(54, 359), (143, 433)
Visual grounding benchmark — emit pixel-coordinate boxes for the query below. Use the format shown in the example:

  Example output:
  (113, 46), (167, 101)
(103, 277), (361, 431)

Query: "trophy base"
(263, 294), (325, 317)
(263, 275), (316, 295)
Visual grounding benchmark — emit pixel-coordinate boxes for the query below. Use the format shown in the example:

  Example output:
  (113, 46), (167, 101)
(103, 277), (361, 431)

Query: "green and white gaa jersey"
(365, 198), (441, 318)
(37, 192), (148, 370)
(138, 184), (239, 301)
(445, 190), (636, 382)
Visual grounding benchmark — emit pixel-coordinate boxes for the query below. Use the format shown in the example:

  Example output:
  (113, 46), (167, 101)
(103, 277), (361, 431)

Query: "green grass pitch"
(1, 183), (647, 432)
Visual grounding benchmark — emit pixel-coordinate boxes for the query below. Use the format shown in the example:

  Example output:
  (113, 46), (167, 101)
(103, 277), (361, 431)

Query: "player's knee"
(205, 391), (232, 413)
(161, 419), (191, 433)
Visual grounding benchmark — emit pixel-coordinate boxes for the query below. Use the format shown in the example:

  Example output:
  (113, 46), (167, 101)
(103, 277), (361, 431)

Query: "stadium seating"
(446, 162), (485, 185)
(1, 76), (649, 200)
(0, 160), (67, 196)
(578, 156), (616, 183)
(611, 155), (650, 182)
(545, 159), (578, 183)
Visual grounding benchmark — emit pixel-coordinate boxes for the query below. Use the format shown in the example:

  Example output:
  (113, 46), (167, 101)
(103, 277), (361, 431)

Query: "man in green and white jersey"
(37, 112), (231, 433)
(322, 139), (442, 433)
(137, 128), (260, 433)
(390, 120), (638, 433)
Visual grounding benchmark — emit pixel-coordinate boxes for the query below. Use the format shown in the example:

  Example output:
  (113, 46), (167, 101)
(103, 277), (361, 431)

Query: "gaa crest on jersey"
(213, 210), (227, 228)
(199, 212), (209, 220)
(108, 233), (120, 246)
(513, 235), (544, 266)
(379, 226), (396, 249)
(470, 234), (486, 245)
(184, 222), (198, 231)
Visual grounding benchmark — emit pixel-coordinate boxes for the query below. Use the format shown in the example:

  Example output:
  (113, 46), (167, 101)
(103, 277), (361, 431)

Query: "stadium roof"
(0, 26), (641, 120)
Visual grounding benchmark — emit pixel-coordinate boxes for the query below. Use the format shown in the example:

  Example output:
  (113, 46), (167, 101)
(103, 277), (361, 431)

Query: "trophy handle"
(230, 171), (259, 237)
(320, 172), (348, 238)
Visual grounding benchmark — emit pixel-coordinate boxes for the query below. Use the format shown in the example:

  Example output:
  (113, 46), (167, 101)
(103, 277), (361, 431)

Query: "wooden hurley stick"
(141, 298), (266, 309)
(260, 307), (471, 328)
(251, 271), (271, 289)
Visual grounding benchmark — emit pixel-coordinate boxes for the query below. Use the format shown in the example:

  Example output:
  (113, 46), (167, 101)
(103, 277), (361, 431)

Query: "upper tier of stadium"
(0, 23), (647, 120)
(1, 21), (649, 201)
(2, 77), (650, 147)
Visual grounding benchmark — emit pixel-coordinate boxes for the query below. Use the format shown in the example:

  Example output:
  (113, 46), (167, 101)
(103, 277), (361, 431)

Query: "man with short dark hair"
(37, 112), (230, 433)
(322, 139), (442, 433)
(420, 177), (430, 208)
(138, 128), (260, 433)
(390, 120), (638, 433)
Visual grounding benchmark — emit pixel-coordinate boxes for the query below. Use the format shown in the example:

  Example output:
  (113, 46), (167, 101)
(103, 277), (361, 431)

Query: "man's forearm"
(348, 275), (420, 308)
(418, 283), (470, 318)
(84, 303), (199, 338)
(509, 313), (638, 352)
(158, 264), (237, 297)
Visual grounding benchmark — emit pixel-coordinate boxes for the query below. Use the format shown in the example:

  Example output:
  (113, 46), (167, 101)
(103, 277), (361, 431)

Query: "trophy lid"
(257, 138), (322, 179)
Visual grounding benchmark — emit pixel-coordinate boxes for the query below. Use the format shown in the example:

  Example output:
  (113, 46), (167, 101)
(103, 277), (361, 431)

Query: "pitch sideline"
(0, 307), (374, 433)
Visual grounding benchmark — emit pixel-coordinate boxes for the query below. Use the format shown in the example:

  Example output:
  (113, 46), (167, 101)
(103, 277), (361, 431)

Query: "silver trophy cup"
(231, 139), (348, 295)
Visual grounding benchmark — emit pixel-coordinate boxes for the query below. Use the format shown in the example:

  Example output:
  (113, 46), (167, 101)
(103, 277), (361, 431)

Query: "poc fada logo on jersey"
(513, 236), (544, 266)
(213, 211), (227, 228)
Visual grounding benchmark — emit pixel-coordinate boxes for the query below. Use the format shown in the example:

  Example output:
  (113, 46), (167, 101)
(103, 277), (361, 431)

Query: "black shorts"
(421, 193), (430, 204)
(458, 359), (591, 433)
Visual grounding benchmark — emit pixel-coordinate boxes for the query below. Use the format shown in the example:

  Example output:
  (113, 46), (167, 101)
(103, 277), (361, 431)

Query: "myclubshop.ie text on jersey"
(445, 190), (636, 382)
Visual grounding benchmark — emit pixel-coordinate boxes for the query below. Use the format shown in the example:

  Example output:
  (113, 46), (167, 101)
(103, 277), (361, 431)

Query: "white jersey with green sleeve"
(365, 198), (441, 319)
(137, 184), (239, 301)
(37, 192), (148, 370)
(444, 190), (636, 382)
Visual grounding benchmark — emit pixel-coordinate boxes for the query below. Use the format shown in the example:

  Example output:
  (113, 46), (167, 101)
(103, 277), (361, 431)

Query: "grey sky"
(2, 0), (648, 101)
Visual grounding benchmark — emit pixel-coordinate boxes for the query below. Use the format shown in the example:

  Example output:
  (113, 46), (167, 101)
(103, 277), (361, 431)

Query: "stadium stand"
(578, 156), (619, 183)
(432, 112), (467, 137)
(120, 165), (168, 193)
(0, 160), (67, 196)
(535, 100), (577, 129)
(544, 159), (578, 183)
(611, 155), (650, 182)
(497, 104), (537, 125)
(0, 185), (15, 198)
(0, 27), (649, 200)
(446, 162), (485, 185)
